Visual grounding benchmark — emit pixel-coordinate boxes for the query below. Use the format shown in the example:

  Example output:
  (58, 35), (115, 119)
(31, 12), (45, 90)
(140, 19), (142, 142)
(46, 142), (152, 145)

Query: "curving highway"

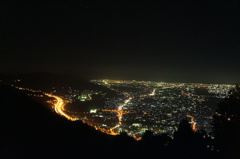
(16, 86), (140, 139)
(45, 93), (78, 121)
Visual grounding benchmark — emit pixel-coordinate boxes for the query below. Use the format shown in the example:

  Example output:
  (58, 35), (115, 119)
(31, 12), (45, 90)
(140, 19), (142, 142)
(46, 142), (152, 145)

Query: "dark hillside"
(0, 84), (114, 159)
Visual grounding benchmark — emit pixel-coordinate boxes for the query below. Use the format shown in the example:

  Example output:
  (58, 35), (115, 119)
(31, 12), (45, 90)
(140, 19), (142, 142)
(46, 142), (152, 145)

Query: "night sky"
(1, 0), (240, 84)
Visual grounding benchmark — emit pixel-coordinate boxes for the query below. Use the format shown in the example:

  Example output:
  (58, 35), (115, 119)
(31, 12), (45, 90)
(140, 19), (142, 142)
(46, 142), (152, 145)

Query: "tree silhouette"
(111, 131), (136, 159)
(173, 118), (196, 158)
(174, 118), (194, 142)
(137, 130), (172, 158)
(212, 84), (240, 159)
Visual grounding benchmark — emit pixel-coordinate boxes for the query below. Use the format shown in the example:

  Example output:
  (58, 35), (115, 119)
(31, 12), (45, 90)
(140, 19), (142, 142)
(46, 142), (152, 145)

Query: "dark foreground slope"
(0, 84), (116, 159)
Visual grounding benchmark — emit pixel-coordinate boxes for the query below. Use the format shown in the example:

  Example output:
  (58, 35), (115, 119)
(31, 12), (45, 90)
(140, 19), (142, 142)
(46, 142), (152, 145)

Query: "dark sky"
(1, 0), (240, 84)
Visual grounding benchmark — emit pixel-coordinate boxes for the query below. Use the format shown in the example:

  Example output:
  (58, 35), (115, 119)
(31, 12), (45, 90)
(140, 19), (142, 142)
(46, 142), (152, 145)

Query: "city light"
(15, 79), (234, 140)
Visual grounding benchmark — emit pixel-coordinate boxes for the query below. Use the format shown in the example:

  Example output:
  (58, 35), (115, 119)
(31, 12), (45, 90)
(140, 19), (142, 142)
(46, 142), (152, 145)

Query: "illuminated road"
(16, 86), (140, 139)
(45, 91), (135, 136)
(149, 89), (156, 96)
(45, 93), (78, 121)
(116, 97), (142, 140)
(101, 97), (133, 135)
(117, 97), (132, 124)
(182, 90), (197, 131)
(16, 87), (78, 121)
(187, 115), (197, 131)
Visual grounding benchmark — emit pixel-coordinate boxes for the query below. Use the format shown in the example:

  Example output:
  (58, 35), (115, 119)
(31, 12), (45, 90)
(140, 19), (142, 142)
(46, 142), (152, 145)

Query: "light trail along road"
(16, 87), (78, 121)
(17, 87), (140, 139)
(149, 89), (156, 96)
(106, 97), (134, 135)
(187, 115), (197, 131)
(45, 93), (78, 121)
(117, 97), (133, 125)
